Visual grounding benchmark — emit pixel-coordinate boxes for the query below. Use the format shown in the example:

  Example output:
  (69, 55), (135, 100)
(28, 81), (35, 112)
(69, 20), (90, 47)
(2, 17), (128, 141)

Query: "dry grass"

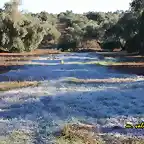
(0, 81), (39, 91)
(56, 123), (144, 144)
(65, 77), (144, 84)
(126, 55), (144, 58)
(0, 49), (64, 66)
(0, 56), (36, 67)
(0, 61), (32, 67)
(0, 130), (32, 144)
(109, 62), (144, 68)
(0, 56), (38, 61)
(0, 49), (62, 57)
(102, 135), (144, 144)
(56, 123), (104, 144)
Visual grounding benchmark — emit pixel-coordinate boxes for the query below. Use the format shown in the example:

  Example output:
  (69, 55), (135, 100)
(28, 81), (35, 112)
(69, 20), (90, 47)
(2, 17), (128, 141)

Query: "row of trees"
(0, 0), (143, 53)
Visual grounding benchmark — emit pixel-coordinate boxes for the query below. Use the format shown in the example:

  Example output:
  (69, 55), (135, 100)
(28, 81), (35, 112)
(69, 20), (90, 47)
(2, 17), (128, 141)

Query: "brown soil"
(0, 56), (37, 61)
(0, 49), (64, 67)
(79, 39), (102, 52)
(0, 61), (30, 67)
(0, 49), (62, 57)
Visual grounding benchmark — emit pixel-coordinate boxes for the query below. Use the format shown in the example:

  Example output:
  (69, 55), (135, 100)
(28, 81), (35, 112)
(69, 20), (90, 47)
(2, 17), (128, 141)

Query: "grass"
(56, 123), (104, 144)
(70, 60), (144, 67)
(0, 49), (62, 57)
(0, 60), (114, 67)
(56, 123), (144, 144)
(93, 61), (144, 67)
(0, 130), (32, 144)
(0, 49), (63, 66)
(64, 77), (144, 84)
(110, 62), (144, 68)
(1, 58), (144, 67)
(126, 55), (144, 58)
(0, 61), (30, 66)
(55, 61), (115, 66)
(0, 56), (35, 67)
(102, 135), (144, 144)
(0, 81), (40, 91)
(73, 61), (113, 65)
(0, 56), (37, 61)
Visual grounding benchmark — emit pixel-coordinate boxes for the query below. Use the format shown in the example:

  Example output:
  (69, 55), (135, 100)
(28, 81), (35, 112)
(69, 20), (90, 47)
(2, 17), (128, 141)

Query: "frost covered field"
(0, 53), (144, 143)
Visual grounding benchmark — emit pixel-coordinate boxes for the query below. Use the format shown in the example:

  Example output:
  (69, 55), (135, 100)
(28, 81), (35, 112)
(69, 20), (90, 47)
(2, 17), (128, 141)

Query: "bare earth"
(0, 49), (63, 66)
(0, 49), (62, 57)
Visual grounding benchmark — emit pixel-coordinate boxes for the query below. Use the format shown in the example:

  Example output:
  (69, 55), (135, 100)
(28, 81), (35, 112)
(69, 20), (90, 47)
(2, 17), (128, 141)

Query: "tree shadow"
(0, 88), (144, 141)
(109, 65), (144, 76)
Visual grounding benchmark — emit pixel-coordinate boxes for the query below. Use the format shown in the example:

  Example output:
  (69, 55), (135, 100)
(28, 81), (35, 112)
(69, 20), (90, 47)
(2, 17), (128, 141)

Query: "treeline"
(0, 0), (143, 53)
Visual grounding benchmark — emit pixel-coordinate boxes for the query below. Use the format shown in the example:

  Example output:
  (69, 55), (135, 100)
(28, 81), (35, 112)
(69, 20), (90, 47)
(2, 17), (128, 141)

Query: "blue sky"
(0, 0), (131, 13)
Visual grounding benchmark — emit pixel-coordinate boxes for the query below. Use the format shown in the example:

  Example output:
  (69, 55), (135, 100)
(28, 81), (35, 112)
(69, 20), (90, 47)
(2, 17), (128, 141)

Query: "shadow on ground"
(0, 88), (144, 141)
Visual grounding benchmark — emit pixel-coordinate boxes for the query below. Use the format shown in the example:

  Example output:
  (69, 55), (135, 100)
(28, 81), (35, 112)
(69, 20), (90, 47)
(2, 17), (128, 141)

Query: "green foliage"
(0, 11), (46, 52)
(0, 0), (144, 53)
(0, 1), (60, 53)
(130, 0), (144, 13)
(86, 12), (106, 24)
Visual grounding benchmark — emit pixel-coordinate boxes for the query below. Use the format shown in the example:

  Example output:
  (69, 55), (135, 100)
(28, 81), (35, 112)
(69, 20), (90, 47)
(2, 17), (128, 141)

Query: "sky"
(0, 0), (131, 14)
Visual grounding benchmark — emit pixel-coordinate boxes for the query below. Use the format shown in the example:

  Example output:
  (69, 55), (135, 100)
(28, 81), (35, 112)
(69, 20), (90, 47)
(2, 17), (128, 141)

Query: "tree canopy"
(0, 0), (144, 53)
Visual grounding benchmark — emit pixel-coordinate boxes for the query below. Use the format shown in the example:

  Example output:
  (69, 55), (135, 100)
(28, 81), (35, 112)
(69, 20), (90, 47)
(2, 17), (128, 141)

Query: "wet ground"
(0, 52), (144, 143)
